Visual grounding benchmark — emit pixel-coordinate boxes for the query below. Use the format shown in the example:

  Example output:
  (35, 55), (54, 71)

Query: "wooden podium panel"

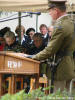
(0, 52), (40, 96)
(0, 52), (40, 74)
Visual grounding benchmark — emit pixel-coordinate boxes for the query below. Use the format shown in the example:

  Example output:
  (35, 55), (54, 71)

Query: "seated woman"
(22, 28), (35, 51)
(3, 31), (26, 92)
(27, 33), (46, 55)
(15, 25), (28, 45)
(4, 31), (26, 53)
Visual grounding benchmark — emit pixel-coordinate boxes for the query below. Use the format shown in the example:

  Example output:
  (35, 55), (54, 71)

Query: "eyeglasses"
(48, 31), (52, 33)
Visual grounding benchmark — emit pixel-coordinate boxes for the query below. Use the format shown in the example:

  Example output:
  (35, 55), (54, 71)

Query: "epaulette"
(54, 25), (62, 29)
(54, 19), (62, 29)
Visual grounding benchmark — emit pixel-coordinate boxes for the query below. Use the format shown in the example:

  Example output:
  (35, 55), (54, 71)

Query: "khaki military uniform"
(33, 14), (75, 81)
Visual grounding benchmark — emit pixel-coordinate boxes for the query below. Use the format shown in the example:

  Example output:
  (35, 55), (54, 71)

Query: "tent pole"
(36, 14), (38, 32)
(18, 12), (21, 44)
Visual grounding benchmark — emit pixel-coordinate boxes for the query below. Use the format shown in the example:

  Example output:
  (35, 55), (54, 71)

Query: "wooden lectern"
(0, 52), (40, 97)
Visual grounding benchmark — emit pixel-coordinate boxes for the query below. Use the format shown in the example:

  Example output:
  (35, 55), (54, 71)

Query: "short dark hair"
(26, 28), (35, 35)
(33, 32), (43, 40)
(0, 27), (10, 37)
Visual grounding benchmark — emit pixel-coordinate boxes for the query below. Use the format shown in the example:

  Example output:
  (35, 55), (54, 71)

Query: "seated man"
(39, 24), (49, 46)
(48, 26), (54, 41)
(4, 31), (26, 53)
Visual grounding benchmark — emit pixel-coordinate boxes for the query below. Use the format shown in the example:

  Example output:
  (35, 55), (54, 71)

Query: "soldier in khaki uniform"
(32, 0), (75, 91)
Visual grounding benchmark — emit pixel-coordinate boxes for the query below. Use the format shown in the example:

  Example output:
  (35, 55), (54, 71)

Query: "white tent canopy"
(0, 0), (75, 13)
(0, 0), (48, 12)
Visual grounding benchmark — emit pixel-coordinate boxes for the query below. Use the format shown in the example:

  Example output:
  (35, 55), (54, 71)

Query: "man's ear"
(53, 8), (58, 14)
(55, 8), (61, 15)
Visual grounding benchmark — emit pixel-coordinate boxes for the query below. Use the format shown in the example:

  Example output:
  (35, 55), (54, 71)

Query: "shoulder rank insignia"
(54, 26), (62, 29)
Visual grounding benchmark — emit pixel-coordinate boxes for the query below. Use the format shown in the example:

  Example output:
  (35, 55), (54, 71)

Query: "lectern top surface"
(0, 51), (40, 64)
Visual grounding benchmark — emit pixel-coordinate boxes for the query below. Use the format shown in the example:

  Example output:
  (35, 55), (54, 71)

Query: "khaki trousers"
(48, 80), (71, 93)
(54, 81), (66, 92)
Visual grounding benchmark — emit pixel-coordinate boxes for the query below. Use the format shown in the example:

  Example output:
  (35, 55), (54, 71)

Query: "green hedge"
(0, 87), (75, 100)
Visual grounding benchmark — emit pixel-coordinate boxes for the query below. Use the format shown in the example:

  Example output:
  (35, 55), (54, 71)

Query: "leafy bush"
(0, 88), (75, 100)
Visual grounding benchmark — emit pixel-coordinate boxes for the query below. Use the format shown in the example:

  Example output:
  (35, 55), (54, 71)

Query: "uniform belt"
(57, 51), (73, 57)
(63, 51), (73, 56)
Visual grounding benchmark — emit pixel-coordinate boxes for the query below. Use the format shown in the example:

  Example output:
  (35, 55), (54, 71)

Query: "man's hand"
(27, 55), (34, 58)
